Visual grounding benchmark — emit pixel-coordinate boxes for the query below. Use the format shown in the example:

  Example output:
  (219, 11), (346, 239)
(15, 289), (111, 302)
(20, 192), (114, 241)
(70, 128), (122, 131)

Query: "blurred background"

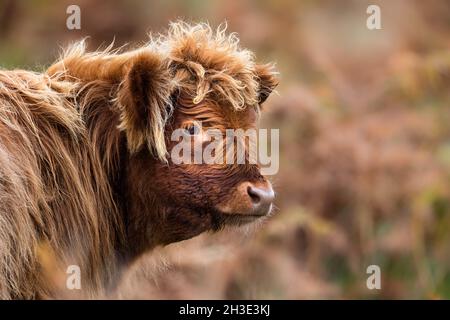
(1, 0), (450, 299)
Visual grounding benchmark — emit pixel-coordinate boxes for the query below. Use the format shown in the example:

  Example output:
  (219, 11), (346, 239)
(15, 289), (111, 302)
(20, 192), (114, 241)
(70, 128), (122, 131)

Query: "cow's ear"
(255, 63), (279, 105)
(117, 51), (172, 160)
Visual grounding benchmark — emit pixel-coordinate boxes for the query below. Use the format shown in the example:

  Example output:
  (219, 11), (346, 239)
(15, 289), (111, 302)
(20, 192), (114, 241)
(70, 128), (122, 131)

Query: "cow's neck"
(102, 136), (163, 270)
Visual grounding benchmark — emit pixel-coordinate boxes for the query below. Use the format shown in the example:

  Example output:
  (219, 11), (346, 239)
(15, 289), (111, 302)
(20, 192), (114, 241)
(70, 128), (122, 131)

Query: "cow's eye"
(185, 122), (200, 135)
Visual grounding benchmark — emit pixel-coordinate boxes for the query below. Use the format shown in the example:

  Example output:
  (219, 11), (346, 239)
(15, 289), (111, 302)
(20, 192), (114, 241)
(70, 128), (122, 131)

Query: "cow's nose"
(246, 182), (275, 216)
(216, 180), (275, 217)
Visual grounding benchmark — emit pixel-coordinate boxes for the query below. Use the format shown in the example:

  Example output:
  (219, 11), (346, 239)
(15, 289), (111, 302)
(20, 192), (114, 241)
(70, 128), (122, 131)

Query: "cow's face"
(155, 94), (274, 231)
(118, 23), (278, 247)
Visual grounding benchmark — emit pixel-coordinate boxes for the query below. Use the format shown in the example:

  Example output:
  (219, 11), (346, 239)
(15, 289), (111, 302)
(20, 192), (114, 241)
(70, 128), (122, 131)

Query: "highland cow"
(0, 22), (278, 299)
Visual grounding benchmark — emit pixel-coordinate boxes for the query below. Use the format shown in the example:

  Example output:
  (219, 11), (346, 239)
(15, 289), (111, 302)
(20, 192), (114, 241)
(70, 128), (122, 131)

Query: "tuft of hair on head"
(153, 21), (270, 111)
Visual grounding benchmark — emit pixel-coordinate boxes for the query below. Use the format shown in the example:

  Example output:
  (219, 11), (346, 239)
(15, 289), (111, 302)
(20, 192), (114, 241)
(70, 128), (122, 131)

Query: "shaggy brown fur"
(0, 22), (278, 299)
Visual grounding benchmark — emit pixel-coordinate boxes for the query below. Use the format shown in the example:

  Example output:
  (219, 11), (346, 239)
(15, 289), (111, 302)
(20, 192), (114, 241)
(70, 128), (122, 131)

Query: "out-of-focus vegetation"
(1, 0), (450, 299)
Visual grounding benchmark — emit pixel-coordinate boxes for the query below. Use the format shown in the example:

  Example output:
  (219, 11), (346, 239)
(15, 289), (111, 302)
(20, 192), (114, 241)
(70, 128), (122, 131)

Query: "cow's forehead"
(224, 105), (259, 130)
(173, 91), (258, 129)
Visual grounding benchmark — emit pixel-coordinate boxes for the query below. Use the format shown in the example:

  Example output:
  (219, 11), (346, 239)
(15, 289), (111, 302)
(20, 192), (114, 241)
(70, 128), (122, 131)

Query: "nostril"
(247, 186), (261, 204)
